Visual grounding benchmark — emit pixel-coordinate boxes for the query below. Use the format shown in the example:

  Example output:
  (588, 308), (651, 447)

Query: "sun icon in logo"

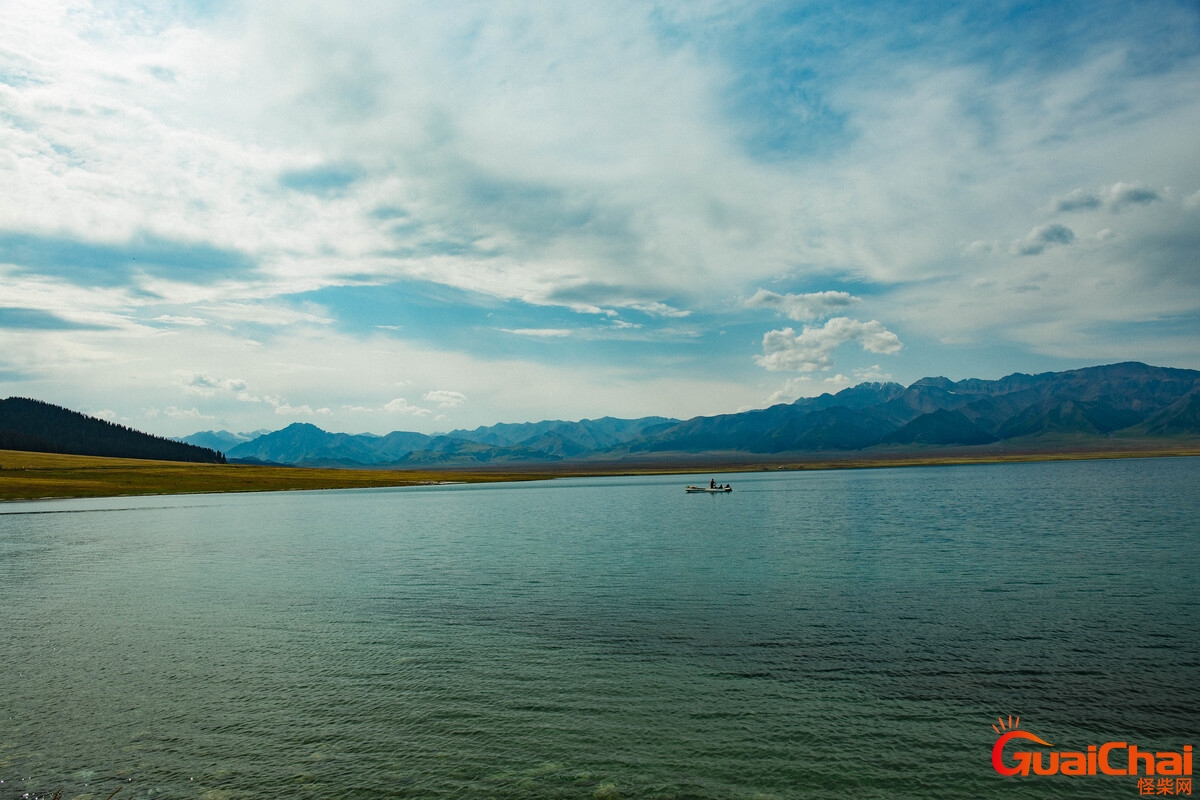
(992, 715), (1021, 735)
(990, 714), (1054, 775)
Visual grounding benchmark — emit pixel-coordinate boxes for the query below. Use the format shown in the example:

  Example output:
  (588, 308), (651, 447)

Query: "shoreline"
(3, 442), (1199, 502)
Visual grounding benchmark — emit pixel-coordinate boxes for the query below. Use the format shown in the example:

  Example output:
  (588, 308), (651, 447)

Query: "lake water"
(2, 458), (1198, 799)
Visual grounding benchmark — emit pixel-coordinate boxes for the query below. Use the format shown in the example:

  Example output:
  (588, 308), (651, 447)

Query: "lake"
(2, 458), (1198, 799)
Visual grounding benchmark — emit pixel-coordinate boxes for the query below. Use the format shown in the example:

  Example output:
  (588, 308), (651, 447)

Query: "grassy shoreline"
(0, 450), (554, 502)
(3, 441), (1200, 502)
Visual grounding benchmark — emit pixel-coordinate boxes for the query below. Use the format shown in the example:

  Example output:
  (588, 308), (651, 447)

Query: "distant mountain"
(371, 429), (440, 460)
(448, 416), (677, 450)
(992, 398), (1143, 439)
(1134, 390), (1200, 436)
(621, 404), (893, 453)
(226, 422), (388, 465)
(791, 381), (906, 413)
(223, 416), (681, 467)
(390, 436), (553, 466)
(178, 429), (271, 452)
(605, 361), (1199, 458)
(196, 362), (1200, 468)
(878, 408), (998, 446)
(1, 397), (225, 463)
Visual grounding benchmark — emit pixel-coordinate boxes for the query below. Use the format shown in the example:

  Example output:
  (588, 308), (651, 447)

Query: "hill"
(0, 397), (225, 464)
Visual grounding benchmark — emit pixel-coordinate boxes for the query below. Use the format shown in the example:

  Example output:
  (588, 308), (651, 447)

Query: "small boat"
(685, 485), (732, 493)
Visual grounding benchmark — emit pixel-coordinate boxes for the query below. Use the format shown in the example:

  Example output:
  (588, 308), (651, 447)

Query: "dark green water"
(2, 458), (1197, 799)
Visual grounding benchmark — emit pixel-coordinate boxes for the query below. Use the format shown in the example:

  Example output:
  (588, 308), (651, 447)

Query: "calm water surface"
(2, 458), (1198, 799)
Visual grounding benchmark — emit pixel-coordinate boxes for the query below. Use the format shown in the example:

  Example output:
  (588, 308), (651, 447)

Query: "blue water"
(1, 458), (1197, 799)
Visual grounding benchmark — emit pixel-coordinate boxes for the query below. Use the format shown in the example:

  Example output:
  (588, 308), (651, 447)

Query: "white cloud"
(745, 289), (859, 321)
(501, 328), (572, 337)
(964, 240), (998, 256)
(1185, 190), (1200, 210)
(163, 406), (212, 420)
(628, 302), (691, 318)
(1052, 188), (1103, 213)
(852, 365), (892, 383)
(198, 303), (334, 327)
(274, 403), (313, 416)
(1052, 182), (1162, 214)
(764, 383), (801, 406)
(423, 390), (466, 408)
(1010, 223), (1076, 256)
(384, 397), (431, 416)
(176, 372), (261, 402)
(152, 315), (207, 326)
(754, 317), (903, 373)
(1104, 181), (1161, 210)
(178, 372), (249, 397)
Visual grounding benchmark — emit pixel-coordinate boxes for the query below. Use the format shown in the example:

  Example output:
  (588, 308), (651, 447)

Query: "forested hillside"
(0, 398), (225, 463)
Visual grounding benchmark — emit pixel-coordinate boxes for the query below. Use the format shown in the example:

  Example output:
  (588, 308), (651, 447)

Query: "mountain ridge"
(174, 361), (1200, 467)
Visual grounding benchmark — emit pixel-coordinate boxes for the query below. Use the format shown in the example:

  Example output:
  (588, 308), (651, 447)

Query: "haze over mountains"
(179, 362), (1200, 467)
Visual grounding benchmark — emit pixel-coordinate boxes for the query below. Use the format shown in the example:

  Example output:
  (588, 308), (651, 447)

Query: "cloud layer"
(1, 0), (1198, 433)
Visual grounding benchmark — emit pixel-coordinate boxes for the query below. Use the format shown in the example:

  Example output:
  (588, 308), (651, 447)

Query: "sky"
(2, 0), (1199, 437)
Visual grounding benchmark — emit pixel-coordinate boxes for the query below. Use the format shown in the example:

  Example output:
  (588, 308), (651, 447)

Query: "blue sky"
(2, 0), (1198, 436)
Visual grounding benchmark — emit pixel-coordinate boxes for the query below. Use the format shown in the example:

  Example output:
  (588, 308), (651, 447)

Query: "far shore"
(3, 441), (1199, 502)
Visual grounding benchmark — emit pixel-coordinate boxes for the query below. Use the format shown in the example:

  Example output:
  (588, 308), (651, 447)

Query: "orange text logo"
(991, 716), (1192, 784)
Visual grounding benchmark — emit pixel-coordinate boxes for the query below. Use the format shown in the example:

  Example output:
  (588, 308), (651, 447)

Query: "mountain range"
(214, 415), (679, 467)
(179, 362), (1200, 468)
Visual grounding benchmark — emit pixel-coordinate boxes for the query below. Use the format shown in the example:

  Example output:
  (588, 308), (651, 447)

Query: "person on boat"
(710, 478), (716, 489)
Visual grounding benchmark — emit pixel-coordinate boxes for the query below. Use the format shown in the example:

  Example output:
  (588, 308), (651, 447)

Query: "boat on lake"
(686, 484), (732, 493)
